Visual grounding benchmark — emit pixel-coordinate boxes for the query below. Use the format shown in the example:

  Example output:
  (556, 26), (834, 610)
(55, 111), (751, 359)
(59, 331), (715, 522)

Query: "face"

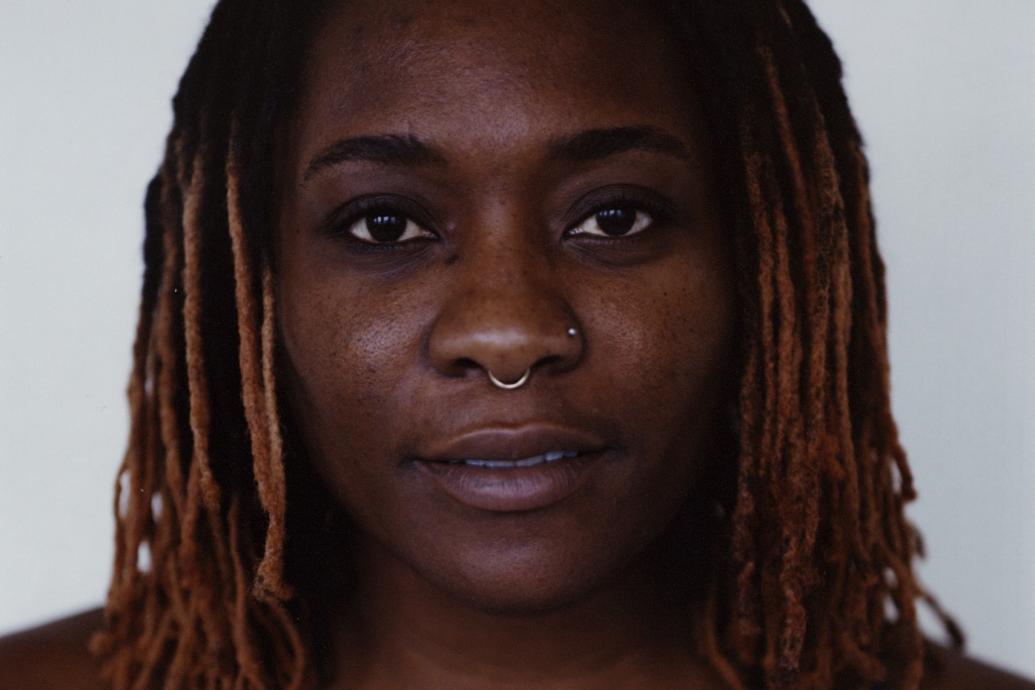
(276, 0), (736, 612)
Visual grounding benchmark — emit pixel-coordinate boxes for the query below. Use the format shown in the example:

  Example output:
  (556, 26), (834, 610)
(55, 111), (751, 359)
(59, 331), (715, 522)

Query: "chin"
(435, 560), (618, 616)
(404, 521), (661, 616)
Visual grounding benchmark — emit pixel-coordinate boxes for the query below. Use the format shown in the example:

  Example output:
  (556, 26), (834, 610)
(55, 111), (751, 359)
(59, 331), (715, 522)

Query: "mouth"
(417, 449), (607, 513)
(414, 424), (612, 512)
(435, 449), (581, 469)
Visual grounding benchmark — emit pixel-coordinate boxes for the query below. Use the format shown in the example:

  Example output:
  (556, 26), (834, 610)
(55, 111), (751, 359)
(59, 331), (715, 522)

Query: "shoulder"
(920, 642), (1035, 690)
(0, 608), (107, 690)
(2, 614), (1033, 690)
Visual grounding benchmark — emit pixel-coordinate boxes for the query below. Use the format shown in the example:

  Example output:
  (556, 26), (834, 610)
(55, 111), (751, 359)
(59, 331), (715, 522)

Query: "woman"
(1, 0), (1032, 688)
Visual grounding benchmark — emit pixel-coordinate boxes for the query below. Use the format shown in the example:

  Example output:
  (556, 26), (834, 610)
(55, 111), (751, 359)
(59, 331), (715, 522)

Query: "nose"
(427, 250), (583, 387)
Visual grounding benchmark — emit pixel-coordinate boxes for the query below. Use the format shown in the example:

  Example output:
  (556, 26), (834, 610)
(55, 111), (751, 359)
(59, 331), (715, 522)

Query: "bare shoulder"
(921, 642), (1035, 690)
(0, 608), (107, 690)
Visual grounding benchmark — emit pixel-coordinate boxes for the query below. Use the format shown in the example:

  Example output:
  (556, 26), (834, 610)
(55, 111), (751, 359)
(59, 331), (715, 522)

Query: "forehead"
(289, 0), (703, 166)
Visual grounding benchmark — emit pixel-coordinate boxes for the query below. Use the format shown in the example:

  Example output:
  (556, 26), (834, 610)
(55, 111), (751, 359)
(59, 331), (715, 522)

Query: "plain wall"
(2, 0), (1033, 679)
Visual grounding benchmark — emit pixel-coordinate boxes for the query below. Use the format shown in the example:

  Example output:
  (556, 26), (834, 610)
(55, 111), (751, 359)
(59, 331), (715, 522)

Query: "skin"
(1, 3), (1034, 690)
(274, 1), (735, 686)
(1, 610), (1032, 690)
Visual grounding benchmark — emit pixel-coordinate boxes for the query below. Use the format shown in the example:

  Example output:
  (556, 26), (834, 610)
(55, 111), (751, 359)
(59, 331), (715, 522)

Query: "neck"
(324, 526), (719, 690)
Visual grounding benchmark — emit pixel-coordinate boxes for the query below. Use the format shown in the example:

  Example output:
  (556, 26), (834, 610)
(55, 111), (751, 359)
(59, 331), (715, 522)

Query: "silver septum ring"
(487, 367), (531, 390)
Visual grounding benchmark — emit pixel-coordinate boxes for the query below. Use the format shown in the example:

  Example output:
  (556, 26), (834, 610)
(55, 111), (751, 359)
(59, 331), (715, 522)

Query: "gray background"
(1, 0), (1033, 679)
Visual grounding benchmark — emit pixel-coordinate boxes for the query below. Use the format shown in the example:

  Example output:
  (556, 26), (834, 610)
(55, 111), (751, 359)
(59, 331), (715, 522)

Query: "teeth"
(459, 450), (580, 468)
(514, 455), (545, 467)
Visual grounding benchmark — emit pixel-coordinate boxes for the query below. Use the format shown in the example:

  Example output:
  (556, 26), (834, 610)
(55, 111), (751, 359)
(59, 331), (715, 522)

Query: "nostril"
(454, 357), (481, 374)
(536, 353), (566, 372)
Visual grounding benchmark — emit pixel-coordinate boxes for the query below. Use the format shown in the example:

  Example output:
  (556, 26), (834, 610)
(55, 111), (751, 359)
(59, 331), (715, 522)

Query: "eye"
(568, 204), (654, 238)
(345, 209), (434, 244)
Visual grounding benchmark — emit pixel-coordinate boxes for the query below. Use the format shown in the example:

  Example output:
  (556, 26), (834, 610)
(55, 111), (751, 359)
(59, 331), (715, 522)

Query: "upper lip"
(417, 423), (609, 462)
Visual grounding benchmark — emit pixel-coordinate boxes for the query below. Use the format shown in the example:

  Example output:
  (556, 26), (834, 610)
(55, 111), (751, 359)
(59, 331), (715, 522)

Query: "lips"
(415, 423), (611, 512)
(417, 424), (608, 463)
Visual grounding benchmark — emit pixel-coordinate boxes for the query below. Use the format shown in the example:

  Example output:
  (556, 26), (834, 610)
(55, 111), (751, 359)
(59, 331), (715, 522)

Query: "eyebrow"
(303, 134), (447, 181)
(546, 126), (696, 165)
(302, 126), (695, 182)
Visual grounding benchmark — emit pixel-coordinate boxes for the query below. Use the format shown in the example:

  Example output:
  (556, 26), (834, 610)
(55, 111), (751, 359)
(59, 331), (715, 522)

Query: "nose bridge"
(463, 215), (549, 308)
(426, 209), (582, 383)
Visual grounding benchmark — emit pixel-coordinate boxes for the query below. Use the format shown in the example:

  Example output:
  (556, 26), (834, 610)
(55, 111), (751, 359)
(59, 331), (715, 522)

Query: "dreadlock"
(91, 1), (962, 688)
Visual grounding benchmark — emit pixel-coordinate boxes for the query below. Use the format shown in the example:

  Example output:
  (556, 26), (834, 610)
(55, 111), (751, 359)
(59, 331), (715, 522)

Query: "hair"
(90, 1), (963, 688)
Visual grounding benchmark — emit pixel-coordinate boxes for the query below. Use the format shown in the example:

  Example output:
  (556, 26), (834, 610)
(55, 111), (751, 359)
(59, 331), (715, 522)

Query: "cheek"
(593, 249), (737, 515)
(592, 255), (735, 419)
(276, 264), (422, 499)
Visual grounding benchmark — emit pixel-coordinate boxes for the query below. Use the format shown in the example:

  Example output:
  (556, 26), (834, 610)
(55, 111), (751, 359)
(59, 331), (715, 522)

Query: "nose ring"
(487, 367), (531, 390)
(484, 327), (578, 390)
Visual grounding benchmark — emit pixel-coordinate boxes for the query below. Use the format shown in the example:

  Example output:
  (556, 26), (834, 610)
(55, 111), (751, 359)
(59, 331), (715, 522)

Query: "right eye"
(345, 209), (434, 245)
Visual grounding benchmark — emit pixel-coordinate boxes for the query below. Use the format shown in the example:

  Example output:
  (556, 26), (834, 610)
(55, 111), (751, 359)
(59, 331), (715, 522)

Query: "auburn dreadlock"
(90, 1), (962, 688)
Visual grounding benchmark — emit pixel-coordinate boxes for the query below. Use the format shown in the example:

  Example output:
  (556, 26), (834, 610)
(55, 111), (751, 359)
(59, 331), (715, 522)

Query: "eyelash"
(567, 190), (673, 242)
(327, 196), (435, 254)
(327, 190), (673, 252)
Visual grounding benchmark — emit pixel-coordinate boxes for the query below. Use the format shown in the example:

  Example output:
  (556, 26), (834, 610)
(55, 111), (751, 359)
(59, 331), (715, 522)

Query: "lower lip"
(416, 451), (606, 513)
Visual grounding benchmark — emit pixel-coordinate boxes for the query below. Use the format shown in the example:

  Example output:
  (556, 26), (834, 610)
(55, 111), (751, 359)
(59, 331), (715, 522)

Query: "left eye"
(568, 205), (653, 238)
(346, 211), (431, 244)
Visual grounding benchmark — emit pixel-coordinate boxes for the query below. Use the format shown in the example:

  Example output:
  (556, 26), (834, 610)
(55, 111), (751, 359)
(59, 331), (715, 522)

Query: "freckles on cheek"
(280, 282), (416, 427)
(611, 276), (732, 402)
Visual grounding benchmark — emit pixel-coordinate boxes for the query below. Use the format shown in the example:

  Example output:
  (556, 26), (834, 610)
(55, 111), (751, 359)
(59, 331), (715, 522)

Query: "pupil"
(366, 214), (407, 242)
(596, 207), (635, 236)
